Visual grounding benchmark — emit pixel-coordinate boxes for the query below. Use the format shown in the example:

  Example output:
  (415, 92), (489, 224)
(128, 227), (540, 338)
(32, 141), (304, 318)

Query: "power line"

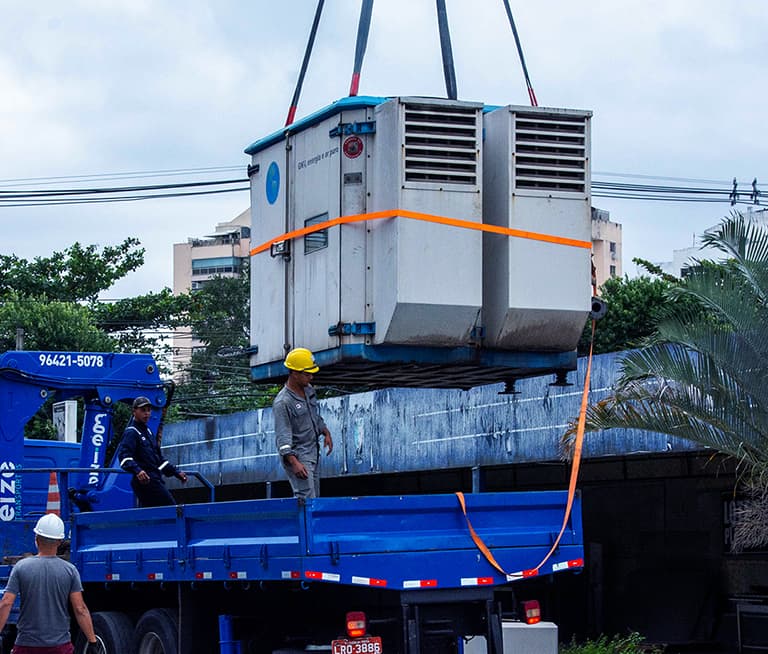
(0, 169), (761, 209)
(0, 165), (245, 187)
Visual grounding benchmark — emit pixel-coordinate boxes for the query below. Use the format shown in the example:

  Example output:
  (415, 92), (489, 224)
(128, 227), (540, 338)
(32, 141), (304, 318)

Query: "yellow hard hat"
(284, 347), (319, 373)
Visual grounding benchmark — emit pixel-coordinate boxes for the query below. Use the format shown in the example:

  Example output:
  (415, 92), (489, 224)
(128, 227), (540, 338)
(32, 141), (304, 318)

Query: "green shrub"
(560, 632), (663, 654)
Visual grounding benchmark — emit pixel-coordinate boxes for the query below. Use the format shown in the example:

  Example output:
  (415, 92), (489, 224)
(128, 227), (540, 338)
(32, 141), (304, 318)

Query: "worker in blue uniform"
(273, 348), (333, 500)
(117, 396), (187, 507)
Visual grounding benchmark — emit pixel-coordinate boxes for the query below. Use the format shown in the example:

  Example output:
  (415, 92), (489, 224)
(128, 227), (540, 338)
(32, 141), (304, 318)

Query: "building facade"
(172, 209), (251, 372)
(657, 207), (767, 278)
(591, 207), (622, 288)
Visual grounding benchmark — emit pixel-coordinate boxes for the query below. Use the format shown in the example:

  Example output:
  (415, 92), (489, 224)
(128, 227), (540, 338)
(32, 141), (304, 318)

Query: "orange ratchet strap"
(249, 209), (592, 257)
(457, 319), (596, 577)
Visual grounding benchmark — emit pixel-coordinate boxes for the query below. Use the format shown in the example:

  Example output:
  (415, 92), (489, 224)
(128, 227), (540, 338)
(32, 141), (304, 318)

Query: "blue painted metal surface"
(249, 343), (577, 389)
(168, 351), (701, 488)
(70, 492), (582, 590)
(244, 96), (387, 155)
(0, 351), (168, 560)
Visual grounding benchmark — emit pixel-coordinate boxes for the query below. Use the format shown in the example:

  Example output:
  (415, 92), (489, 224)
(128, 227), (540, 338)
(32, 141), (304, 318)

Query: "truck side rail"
(12, 467), (215, 521)
(70, 491), (584, 590)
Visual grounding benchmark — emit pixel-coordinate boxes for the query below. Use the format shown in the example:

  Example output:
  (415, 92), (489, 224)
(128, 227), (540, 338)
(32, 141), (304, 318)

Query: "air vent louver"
(514, 112), (588, 193)
(404, 103), (478, 185)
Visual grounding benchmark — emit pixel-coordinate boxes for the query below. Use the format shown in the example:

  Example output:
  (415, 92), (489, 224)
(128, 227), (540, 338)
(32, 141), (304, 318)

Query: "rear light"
(521, 600), (541, 625)
(345, 611), (367, 638)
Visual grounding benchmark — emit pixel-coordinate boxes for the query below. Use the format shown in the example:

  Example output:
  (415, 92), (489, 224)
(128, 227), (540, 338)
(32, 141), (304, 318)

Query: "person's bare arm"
(70, 591), (97, 643)
(0, 591), (16, 633)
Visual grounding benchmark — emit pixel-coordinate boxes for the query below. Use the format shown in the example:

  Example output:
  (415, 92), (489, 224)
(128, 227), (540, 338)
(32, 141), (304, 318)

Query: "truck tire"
(74, 611), (134, 654)
(135, 608), (179, 654)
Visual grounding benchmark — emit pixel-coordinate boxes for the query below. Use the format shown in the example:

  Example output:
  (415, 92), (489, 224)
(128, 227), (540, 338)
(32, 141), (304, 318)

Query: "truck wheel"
(74, 611), (134, 654)
(135, 608), (178, 654)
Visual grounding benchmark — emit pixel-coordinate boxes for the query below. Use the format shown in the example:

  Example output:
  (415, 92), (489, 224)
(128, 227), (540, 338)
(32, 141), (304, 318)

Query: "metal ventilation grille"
(514, 112), (588, 193)
(403, 103), (478, 185)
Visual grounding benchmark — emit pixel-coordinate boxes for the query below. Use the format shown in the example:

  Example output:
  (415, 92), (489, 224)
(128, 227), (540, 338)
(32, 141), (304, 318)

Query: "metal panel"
(249, 141), (290, 366)
(169, 351), (701, 487)
(482, 105), (592, 351)
(370, 97), (483, 346)
(70, 492), (583, 590)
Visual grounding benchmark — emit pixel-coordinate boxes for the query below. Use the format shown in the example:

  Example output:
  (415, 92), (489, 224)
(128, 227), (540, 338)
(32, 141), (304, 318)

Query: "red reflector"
(346, 611), (367, 639)
(147, 573), (156, 580)
(195, 572), (203, 580)
(478, 577), (494, 585)
(521, 600), (541, 625)
(306, 570), (322, 579)
(569, 558), (584, 568)
(522, 569), (538, 578)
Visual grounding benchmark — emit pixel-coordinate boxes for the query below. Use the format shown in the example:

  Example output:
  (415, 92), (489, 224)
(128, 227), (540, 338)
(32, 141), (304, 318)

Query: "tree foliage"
(169, 266), (272, 419)
(578, 274), (674, 355)
(0, 292), (115, 353)
(570, 213), (768, 481)
(0, 239), (144, 302)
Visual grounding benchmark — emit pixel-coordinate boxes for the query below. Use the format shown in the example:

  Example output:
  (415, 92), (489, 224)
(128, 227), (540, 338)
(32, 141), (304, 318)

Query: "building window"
(304, 213), (329, 254)
(191, 256), (242, 277)
(609, 241), (616, 253)
(609, 265), (616, 277)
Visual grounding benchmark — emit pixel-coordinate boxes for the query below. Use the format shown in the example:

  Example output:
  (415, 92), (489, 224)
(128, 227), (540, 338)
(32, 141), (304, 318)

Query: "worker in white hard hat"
(0, 514), (102, 654)
(273, 348), (333, 500)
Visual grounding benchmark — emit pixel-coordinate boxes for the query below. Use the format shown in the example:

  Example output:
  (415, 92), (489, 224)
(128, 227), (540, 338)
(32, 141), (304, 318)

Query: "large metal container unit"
(367, 97), (483, 345)
(246, 96), (383, 370)
(246, 96), (488, 383)
(482, 105), (592, 351)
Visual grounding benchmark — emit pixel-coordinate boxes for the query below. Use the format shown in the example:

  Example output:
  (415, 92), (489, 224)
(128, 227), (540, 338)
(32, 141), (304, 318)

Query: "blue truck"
(0, 350), (584, 653)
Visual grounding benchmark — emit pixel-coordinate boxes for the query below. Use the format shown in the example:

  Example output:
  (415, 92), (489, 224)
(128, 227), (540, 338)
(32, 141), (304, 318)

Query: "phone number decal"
(39, 353), (105, 368)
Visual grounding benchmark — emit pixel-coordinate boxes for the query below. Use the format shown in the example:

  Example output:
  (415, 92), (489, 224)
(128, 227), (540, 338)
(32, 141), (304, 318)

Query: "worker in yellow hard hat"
(273, 348), (333, 500)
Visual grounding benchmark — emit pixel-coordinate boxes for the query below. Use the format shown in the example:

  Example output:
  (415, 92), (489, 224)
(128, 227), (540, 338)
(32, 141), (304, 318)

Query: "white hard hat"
(34, 513), (66, 540)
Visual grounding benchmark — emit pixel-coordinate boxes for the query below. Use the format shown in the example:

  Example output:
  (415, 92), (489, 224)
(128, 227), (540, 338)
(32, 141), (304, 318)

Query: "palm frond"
(571, 212), (768, 477)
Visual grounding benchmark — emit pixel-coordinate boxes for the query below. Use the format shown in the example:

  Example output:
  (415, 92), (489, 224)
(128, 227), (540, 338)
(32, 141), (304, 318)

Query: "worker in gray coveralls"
(273, 347), (333, 500)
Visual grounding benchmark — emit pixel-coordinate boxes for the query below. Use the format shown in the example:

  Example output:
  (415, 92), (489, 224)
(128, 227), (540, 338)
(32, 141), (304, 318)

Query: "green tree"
(570, 213), (768, 544)
(579, 274), (674, 355)
(170, 267), (270, 418)
(0, 239), (144, 302)
(0, 292), (115, 353)
(91, 289), (193, 361)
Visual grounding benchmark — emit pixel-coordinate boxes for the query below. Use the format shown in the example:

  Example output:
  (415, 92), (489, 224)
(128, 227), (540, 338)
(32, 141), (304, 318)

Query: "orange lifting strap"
(249, 209), (592, 258)
(456, 319), (596, 576)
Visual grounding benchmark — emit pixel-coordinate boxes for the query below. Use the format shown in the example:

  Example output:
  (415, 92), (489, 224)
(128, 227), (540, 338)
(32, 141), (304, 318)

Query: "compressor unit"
(245, 95), (592, 389)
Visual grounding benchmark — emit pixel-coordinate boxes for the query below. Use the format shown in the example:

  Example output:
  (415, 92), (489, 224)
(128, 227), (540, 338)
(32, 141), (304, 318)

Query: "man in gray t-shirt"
(273, 347), (333, 500)
(0, 514), (100, 653)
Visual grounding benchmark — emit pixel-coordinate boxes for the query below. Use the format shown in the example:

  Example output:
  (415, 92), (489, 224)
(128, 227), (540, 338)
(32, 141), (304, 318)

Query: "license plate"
(331, 636), (383, 654)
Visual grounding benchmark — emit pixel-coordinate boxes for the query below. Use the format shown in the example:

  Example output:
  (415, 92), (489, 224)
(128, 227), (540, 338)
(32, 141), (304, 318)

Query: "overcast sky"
(1, 1), (765, 297)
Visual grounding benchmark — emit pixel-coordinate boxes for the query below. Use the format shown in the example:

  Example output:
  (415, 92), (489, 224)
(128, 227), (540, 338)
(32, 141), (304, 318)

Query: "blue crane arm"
(0, 351), (168, 525)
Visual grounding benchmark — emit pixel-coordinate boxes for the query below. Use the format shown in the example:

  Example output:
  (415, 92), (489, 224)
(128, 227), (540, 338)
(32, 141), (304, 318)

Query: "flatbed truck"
(0, 351), (583, 653)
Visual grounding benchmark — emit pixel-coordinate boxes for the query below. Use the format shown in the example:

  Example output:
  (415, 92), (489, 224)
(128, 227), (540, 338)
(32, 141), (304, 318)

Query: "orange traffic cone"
(46, 471), (60, 516)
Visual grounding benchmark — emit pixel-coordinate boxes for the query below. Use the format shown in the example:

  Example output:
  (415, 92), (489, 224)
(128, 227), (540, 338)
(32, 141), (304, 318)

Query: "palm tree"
(571, 212), (768, 548)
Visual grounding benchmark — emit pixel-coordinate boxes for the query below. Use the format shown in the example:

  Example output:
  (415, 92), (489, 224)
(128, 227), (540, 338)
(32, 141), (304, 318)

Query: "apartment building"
(172, 208), (251, 372)
(591, 207), (623, 288)
(657, 207), (767, 278)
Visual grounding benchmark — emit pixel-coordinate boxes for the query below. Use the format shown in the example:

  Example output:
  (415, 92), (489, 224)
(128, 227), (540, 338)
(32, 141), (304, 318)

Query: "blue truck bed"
(71, 491), (583, 590)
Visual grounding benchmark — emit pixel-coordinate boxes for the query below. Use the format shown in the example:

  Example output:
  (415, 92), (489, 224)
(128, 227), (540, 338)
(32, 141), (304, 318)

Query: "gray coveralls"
(273, 384), (328, 499)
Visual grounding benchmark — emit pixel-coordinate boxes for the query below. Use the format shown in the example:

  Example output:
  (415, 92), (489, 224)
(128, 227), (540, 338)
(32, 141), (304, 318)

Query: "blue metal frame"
(250, 343), (577, 388)
(69, 492), (583, 590)
(244, 96), (387, 155)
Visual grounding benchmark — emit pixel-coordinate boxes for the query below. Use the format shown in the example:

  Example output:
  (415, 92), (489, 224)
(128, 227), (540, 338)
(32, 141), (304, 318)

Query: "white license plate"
(331, 636), (383, 654)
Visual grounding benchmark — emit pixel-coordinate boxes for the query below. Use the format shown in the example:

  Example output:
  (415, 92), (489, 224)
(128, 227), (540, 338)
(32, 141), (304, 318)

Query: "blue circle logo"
(266, 162), (280, 205)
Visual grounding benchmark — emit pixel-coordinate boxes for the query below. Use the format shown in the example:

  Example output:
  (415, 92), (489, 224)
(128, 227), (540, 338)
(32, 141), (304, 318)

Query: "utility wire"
(0, 172), (761, 207)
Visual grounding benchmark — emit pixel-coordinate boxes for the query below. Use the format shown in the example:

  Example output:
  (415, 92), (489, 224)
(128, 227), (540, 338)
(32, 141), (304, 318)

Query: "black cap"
(132, 396), (152, 409)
